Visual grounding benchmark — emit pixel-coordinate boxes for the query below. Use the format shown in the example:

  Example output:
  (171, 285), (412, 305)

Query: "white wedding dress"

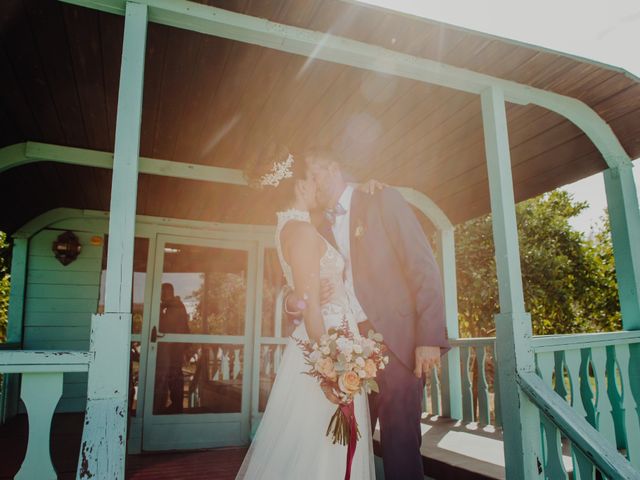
(236, 209), (375, 480)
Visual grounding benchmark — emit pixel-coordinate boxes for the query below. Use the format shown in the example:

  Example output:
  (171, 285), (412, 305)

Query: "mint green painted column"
(481, 85), (542, 480)
(603, 163), (640, 330)
(1, 236), (28, 423)
(77, 3), (147, 479)
(437, 228), (463, 419)
(603, 162), (640, 469)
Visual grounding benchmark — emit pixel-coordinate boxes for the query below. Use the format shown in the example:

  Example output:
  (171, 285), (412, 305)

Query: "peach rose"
(364, 359), (377, 378)
(338, 371), (361, 395)
(316, 357), (337, 381)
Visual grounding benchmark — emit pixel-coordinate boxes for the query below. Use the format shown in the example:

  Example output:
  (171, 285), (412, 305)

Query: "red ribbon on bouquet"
(339, 402), (358, 480)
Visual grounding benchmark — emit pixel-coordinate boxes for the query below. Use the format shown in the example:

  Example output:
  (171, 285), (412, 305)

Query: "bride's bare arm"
(281, 222), (325, 342)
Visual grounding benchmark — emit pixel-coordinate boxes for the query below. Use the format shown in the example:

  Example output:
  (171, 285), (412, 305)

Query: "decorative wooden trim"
(15, 372), (64, 480)
(60, 0), (631, 169)
(519, 371), (640, 479)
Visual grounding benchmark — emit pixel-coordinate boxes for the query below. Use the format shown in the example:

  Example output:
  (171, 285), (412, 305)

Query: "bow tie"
(325, 203), (347, 225)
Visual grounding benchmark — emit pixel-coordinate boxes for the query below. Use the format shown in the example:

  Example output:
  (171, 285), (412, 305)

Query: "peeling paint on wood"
(76, 2), (148, 478)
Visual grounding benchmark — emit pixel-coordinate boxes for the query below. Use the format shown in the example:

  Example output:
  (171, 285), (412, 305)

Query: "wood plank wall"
(21, 229), (103, 413)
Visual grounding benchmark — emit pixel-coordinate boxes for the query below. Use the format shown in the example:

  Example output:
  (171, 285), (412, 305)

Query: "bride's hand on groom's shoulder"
(358, 179), (387, 195)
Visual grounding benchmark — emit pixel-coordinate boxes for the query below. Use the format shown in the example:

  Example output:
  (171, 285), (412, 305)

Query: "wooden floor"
(0, 413), (247, 480)
(0, 413), (520, 479)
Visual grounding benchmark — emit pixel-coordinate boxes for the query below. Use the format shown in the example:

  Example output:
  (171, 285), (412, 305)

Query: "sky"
(355, 0), (640, 233)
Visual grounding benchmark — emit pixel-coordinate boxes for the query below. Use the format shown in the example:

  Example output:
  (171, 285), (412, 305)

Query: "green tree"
(455, 190), (620, 337)
(0, 232), (10, 342)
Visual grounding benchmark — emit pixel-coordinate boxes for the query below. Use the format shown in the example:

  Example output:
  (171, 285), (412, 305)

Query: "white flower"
(355, 357), (365, 367)
(358, 369), (366, 378)
(336, 337), (353, 355)
(321, 346), (330, 355)
(353, 344), (363, 354)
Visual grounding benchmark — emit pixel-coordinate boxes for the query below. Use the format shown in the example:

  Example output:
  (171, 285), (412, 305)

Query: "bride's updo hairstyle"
(243, 141), (306, 210)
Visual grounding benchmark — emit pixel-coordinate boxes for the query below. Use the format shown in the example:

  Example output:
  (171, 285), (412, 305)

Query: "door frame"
(140, 233), (258, 450)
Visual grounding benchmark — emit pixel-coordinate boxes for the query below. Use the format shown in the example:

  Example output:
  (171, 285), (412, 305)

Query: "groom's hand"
(285, 279), (334, 314)
(414, 346), (441, 378)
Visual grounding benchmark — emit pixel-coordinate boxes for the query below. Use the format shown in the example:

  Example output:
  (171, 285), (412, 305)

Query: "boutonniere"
(355, 220), (365, 239)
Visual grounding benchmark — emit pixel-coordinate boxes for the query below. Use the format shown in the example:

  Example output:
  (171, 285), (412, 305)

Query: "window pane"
(153, 343), (244, 414)
(160, 243), (247, 335)
(258, 343), (286, 412)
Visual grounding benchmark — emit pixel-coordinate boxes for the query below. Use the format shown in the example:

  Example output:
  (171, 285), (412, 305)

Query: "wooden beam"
(481, 85), (542, 479)
(77, 3), (147, 479)
(105, 0), (149, 311)
(59, 0), (631, 169)
(0, 142), (453, 231)
(0, 350), (92, 373)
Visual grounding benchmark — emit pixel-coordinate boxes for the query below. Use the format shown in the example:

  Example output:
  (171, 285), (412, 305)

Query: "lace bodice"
(275, 209), (356, 329)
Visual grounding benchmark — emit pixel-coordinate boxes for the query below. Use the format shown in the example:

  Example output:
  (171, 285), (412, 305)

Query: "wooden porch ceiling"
(1, 0), (639, 234)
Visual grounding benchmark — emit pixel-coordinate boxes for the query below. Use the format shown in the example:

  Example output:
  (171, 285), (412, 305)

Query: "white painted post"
(603, 163), (640, 331)
(77, 3), (147, 479)
(15, 372), (64, 480)
(481, 85), (542, 479)
(436, 228), (463, 419)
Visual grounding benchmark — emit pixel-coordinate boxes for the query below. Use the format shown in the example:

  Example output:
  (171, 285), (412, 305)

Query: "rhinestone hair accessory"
(259, 153), (295, 188)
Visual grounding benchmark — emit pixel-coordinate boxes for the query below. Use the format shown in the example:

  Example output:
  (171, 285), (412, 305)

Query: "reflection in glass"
(129, 341), (141, 415)
(161, 244), (247, 335)
(153, 343), (244, 414)
(258, 343), (287, 412)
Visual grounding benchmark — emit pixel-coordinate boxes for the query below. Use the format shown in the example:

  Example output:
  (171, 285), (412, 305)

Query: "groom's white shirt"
(332, 185), (367, 324)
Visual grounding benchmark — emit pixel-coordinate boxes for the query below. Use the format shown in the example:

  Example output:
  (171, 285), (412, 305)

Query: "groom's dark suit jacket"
(320, 187), (450, 370)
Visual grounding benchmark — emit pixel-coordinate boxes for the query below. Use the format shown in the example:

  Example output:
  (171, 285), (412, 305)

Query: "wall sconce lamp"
(52, 231), (82, 266)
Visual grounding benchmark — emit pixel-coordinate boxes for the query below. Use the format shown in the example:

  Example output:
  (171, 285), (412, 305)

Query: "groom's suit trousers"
(360, 321), (424, 480)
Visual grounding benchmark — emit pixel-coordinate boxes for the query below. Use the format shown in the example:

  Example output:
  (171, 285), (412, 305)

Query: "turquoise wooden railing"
(424, 337), (501, 427)
(425, 331), (640, 478)
(0, 350), (92, 480)
(0, 342), (21, 424)
(531, 331), (640, 479)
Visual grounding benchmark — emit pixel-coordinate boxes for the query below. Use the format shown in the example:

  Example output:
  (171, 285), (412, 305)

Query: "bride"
(236, 145), (375, 479)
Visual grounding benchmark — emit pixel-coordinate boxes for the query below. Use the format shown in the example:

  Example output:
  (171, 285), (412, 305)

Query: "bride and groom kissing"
(238, 145), (450, 480)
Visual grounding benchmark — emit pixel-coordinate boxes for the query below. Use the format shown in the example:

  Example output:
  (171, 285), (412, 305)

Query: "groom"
(303, 147), (449, 479)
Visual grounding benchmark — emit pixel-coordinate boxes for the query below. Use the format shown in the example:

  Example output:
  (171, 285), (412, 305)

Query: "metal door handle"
(150, 326), (165, 343)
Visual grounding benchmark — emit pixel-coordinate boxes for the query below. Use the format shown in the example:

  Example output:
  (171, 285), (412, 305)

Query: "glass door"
(142, 235), (256, 450)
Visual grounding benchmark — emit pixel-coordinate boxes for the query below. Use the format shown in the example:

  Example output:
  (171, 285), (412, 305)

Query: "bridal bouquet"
(295, 319), (388, 480)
